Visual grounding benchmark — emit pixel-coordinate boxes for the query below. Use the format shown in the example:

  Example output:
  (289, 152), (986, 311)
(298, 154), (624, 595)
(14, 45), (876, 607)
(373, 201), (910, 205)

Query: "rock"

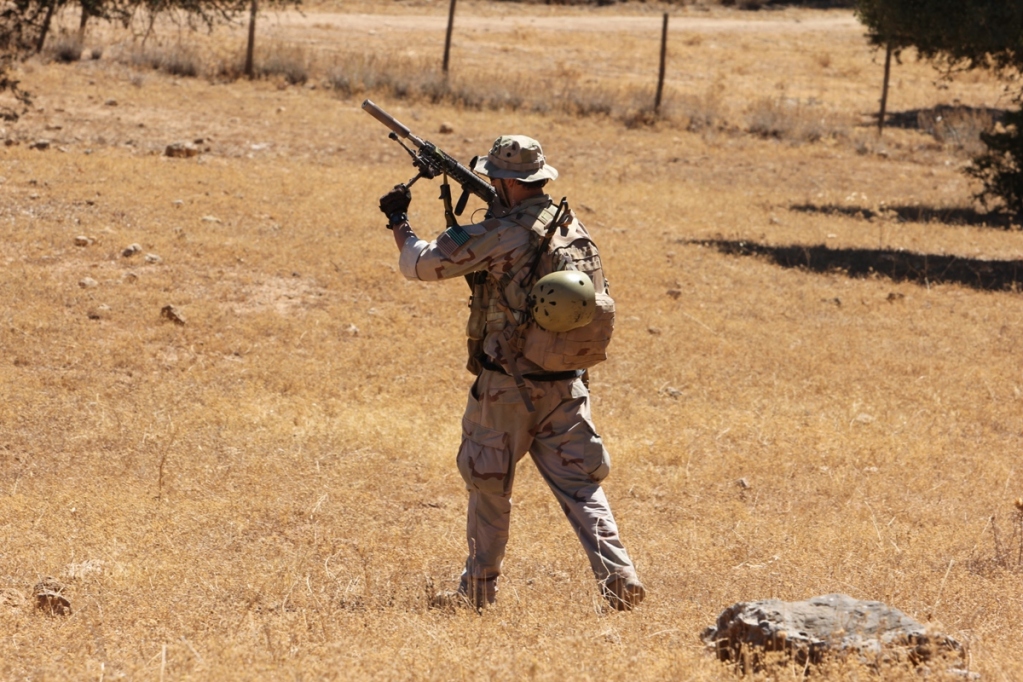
(160, 305), (186, 326)
(667, 289), (682, 300)
(702, 594), (965, 673)
(33, 577), (71, 616)
(79, 277), (98, 288)
(201, 215), (222, 224)
(29, 140), (50, 150)
(165, 141), (199, 158)
(74, 236), (94, 246)
(439, 123), (454, 134)
(123, 243), (142, 257)
(104, 99), (117, 106)
(144, 253), (162, 264)
(87, 304), (111, 320)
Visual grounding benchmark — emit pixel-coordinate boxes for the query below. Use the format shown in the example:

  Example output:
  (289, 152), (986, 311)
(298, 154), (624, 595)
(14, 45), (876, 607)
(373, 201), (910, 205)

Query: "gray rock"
(29, 139), (50, 150)
(78, 277), (98, 288)
(702, 594), (965, 673)
(160, 305), (186, 326)
(33, 577), (71, 616)
(165, 141), (199, 158)
(122, 243), (142, 257)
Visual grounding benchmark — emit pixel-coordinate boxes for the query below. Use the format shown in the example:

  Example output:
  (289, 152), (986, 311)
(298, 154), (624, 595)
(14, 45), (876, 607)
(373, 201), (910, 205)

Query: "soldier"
(378, 135), (645, 611)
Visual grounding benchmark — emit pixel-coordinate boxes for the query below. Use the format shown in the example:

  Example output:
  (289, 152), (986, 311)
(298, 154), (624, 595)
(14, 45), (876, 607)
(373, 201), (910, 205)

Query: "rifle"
(362, 99), (498, 218)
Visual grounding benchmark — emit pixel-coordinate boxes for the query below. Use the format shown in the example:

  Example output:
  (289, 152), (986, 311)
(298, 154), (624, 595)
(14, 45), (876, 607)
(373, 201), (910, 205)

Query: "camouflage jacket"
(399, 194), (563, 375)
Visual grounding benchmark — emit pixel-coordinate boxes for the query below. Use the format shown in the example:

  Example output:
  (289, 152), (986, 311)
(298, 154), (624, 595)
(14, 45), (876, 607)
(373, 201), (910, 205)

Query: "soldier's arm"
(397, 219), (530, 282)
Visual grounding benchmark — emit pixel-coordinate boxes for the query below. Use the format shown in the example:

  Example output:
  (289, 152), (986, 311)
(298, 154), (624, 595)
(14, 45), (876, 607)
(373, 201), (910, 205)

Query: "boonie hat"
(471, 135), (558, 183)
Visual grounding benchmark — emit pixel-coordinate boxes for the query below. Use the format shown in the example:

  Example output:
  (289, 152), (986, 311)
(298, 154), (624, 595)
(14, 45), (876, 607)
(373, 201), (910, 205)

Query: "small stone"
(201, 215), (222, 224)
(79, 277), (98, 288)
(737, 477), (751, 489)
(165, 142), (199, 158)
(123, 272), (139, 284)
(664, 386), (682, 398)
(34, 577), (71, 616)
(122, 243), (142, 257)
(886, 292), (905, 303)
(666, 289), (682, 300)
(74, 236), (94, 246)
(104, 99), (117, 106)
(172, 200), (184, 207)
(144, 253), (162, 264)
(29, 140), (50, 150)
(87, 308), (105, 320)
(439, 123), (454, 134)
(647, 327), (662, 335)
(344, 324), (359, 336)
(160, 305), (186, 325)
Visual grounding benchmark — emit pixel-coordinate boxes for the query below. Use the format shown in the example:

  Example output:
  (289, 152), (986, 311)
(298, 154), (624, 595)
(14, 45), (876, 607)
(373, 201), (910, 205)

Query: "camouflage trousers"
(455, 368), (639, 604)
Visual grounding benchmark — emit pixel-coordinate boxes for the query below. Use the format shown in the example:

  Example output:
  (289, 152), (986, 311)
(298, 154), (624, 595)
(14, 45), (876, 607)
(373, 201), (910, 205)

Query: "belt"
(479, 355), (583, 382)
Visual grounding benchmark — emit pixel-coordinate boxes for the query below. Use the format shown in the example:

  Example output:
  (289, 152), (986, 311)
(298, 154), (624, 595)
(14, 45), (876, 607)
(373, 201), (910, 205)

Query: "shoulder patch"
(437, 225), (473, 259)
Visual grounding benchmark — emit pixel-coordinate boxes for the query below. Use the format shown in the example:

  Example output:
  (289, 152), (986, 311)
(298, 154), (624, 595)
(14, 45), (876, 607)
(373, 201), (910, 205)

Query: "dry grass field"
(2, 1), (1023, 679)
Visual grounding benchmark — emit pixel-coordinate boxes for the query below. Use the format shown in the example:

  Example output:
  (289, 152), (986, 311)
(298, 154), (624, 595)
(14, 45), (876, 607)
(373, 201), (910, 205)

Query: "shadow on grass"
(789, 203), (1015, 229)
(883, 104), (1008, 131)
(687, 239), (1023, 292)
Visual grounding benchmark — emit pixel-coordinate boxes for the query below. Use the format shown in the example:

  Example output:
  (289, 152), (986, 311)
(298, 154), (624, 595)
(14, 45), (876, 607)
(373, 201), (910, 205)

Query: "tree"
(857, 0), (1023, 217)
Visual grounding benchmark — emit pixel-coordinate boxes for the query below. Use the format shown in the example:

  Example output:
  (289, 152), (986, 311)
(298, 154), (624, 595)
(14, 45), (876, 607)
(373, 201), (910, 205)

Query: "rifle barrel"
(362, 100), (423, 146)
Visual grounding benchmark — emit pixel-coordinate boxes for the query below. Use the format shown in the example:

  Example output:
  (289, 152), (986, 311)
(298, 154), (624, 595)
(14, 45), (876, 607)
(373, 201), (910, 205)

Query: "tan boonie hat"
(471, 135), (559, 182)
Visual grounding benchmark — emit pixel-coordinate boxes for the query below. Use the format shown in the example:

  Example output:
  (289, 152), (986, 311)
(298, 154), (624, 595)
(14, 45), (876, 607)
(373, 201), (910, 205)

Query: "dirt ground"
(1, 3), (1022, 680)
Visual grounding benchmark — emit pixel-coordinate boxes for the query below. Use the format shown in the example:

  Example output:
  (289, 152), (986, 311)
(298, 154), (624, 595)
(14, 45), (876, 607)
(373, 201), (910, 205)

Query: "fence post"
(655, 12), (669, 114)
(443, 0), (457, 74)
(878, 43), (893, 134)
(245, 0), (258, 79)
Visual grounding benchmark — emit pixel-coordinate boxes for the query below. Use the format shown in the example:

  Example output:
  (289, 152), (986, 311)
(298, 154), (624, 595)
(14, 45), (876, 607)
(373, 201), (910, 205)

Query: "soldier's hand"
(379, 184), (412, 226)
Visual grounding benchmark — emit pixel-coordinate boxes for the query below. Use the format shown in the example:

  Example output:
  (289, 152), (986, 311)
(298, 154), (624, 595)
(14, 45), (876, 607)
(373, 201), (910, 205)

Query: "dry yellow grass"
(2, 2), (1022, 680)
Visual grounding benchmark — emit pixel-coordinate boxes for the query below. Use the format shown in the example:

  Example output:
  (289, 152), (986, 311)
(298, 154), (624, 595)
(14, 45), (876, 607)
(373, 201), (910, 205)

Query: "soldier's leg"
(454, 370), (536, 606)
(529, 382), (643, 607)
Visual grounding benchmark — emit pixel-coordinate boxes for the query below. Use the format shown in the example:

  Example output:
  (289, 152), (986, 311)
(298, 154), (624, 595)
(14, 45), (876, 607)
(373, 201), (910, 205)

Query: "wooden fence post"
(655, 12), (669, 114)
(878, 43), (893, 134)
(244, 0), (258, 79)
(443, 0), (457, 74)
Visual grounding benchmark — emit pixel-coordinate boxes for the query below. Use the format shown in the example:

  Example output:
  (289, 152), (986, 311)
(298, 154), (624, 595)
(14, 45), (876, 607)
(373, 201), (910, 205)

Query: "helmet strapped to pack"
(529, 271), (596, 332)
(471, 135), (559, 183)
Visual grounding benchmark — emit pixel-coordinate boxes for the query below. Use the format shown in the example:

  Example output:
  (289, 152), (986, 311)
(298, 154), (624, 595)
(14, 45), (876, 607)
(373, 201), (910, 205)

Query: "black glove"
(379, 184), (411, 227)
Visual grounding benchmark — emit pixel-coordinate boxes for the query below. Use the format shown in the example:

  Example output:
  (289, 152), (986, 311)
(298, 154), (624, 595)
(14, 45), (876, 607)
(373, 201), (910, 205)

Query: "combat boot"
(601, 575), (646, 611)
(429, 575), (495, 612)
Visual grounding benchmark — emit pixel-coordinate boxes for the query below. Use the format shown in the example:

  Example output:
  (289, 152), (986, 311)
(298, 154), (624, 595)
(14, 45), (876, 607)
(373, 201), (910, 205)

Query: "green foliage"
(855, 0), (1023, 75)
(967, 108), (1023, 218)
(856, 1), (1023, 216)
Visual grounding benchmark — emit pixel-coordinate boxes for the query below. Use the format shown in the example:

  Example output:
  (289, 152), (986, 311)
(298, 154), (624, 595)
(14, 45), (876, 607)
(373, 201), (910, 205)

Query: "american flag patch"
(437, 225), (472, 258)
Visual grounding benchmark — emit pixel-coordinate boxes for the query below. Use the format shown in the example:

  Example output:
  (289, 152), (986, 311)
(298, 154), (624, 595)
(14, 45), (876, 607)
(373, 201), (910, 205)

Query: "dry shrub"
(47, 33), (83, 64)
(918, 105), (997, 155)
(126, 44), (201, 78)
(258, 43), (310, 85)
(746, 97), (849, 143)
(671, 88), (728, 133)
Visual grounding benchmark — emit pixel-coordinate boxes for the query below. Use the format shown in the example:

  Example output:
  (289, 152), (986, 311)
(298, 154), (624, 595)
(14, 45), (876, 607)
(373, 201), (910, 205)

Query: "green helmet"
(529, 271), (596, 332)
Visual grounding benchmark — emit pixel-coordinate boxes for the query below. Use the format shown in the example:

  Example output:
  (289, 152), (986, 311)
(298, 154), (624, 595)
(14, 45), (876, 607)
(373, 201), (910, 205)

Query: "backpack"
(512, 201), (615, 372)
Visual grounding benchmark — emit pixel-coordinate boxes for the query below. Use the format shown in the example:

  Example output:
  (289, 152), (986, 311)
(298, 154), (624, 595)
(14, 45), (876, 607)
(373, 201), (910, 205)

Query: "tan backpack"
(513, 200), (615, 372)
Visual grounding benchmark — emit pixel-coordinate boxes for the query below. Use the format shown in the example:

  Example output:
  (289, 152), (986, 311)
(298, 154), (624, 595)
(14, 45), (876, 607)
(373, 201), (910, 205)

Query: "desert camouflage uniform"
(399, 194), (640, 606)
